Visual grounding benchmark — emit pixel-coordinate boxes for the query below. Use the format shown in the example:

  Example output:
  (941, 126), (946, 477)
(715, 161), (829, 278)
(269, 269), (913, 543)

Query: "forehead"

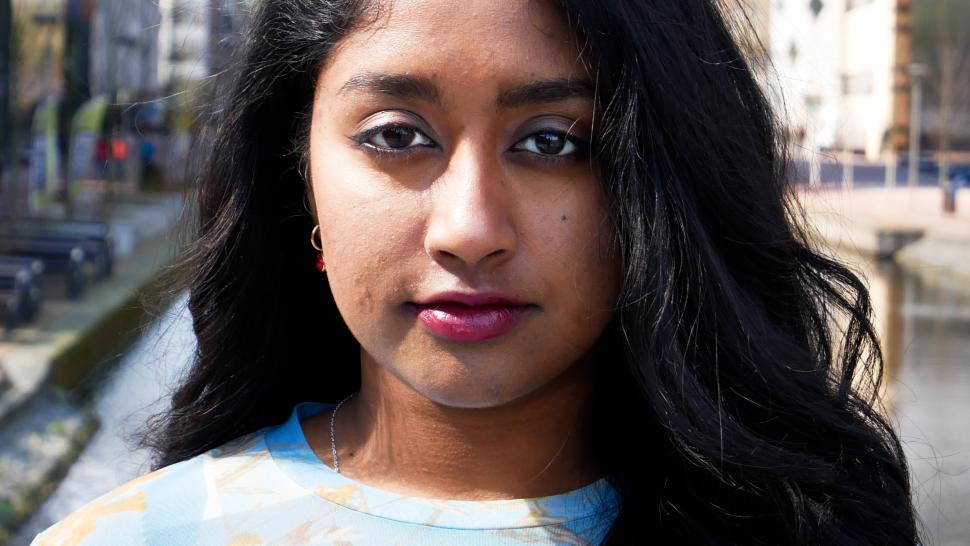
(318, 0), (587, 100)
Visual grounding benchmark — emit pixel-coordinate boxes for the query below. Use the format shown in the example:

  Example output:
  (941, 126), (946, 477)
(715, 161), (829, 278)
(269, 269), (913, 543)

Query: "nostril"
(423, 202), (517, 268)
(435, 249), (460, 261)
(484, 248), (507, 261)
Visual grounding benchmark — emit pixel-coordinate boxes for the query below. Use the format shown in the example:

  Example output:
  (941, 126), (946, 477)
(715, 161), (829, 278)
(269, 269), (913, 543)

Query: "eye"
(511, 131), (584, 159)
(357, 124), (435, 151)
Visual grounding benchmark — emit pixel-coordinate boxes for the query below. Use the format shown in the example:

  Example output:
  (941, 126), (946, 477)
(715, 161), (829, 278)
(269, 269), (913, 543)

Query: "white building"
(764, 0), (909, 159)
(840, 1), (902, 157)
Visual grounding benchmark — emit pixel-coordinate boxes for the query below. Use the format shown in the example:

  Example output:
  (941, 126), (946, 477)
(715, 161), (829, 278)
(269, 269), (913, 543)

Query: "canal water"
(11, 265), (970, 545)
(11, 293), (195, 545)
(881, 268), (970, 546)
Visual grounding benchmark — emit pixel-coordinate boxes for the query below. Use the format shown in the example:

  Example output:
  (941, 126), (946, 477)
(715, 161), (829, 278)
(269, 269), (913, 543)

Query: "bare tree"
(913, 0), (970, 205)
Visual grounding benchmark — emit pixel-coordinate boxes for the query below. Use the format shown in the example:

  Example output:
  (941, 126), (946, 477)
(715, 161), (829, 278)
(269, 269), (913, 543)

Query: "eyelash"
(351, 124), (435, 162)
(351, 123), (590, 165)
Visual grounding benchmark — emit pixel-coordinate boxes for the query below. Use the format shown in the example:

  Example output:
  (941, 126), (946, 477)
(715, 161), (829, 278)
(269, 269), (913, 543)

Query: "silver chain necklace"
(329, 392), (356, 474)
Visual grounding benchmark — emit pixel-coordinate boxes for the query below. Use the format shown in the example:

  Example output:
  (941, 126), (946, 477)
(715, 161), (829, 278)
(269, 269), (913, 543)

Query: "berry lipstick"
(409, 292), (532, 342)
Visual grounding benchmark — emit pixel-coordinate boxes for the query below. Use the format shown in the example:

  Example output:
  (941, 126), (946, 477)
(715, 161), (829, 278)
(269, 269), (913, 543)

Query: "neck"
(306, 352), (601, 500)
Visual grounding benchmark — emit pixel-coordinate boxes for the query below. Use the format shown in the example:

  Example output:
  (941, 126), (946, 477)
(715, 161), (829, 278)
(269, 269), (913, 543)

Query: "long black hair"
(144, 1), (920, 544)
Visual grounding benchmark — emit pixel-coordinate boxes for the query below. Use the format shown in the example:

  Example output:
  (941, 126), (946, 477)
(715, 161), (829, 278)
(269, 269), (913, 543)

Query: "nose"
(424, 142), (517, 272)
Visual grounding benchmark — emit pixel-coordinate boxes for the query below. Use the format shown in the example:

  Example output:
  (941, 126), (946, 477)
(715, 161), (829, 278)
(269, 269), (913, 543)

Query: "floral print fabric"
(33, 402), (620, 545)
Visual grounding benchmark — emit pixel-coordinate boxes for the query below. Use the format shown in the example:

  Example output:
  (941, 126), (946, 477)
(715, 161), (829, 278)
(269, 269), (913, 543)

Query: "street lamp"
(805, 93), (821, 188)
(907, 63), (929, 189)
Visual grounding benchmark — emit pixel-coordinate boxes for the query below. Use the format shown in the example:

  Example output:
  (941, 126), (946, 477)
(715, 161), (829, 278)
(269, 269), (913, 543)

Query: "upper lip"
(412, 291), (529, 307)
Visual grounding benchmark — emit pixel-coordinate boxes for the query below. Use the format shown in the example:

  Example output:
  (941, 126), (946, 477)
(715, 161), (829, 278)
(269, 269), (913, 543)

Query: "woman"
(35, 0), (920, 544)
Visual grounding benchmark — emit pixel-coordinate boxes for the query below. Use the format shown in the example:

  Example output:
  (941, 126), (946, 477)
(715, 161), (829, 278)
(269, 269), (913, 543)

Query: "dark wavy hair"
(143, 0), (920, 544)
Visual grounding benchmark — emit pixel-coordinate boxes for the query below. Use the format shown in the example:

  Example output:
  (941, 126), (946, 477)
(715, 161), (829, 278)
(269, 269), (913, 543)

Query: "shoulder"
(31, 431), (268, 546)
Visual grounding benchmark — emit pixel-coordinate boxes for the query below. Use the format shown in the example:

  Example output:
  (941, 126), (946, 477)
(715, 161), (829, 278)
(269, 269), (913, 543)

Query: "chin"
(408, 371), (546, 410)
(396, 364), (533, 409)
(376, 343), (576, 409)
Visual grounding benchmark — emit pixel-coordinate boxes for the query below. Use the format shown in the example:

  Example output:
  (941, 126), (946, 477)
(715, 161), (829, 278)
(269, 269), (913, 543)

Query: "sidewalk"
(0, 194), (184, 541)
(798, 187), (970, 281)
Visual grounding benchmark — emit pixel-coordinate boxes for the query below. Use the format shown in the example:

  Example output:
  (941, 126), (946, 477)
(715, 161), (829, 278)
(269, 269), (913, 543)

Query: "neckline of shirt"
(263, 401), (620, 530)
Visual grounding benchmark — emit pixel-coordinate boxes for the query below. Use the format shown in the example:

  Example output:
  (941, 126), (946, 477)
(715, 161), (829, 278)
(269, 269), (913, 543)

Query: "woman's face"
(309, 0), (619, 408)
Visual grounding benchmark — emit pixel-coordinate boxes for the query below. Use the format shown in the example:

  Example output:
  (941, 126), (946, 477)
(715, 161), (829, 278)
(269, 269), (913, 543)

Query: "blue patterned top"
(33, 402), (620, 545)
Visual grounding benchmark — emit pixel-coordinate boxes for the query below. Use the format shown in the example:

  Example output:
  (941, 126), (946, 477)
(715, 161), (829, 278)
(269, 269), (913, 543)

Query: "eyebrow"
(338, 73), (440, 103)
(496, 78), (595, 108)
(337, 72), (594, 108)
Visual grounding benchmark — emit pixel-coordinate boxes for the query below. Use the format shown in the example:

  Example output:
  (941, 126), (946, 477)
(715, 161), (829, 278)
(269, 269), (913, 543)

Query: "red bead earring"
(310, 225), (326, 272)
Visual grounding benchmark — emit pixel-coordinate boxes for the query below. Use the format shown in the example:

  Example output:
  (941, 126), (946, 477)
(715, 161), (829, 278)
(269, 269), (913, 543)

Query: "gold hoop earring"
(310, 225), (326, 272)
(310, 225), (324, 252)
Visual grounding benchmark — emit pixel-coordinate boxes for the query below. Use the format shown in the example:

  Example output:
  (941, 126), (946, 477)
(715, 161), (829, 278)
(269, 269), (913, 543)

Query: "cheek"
(314, 193), (418, 317)
(309, 119), (417, 268)
(308, 138), (421, 326)
(546, 192), (617, 302)
(514, 188), (617, 371)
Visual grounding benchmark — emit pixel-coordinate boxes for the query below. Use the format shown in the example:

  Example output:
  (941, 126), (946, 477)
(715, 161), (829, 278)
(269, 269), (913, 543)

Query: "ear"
(306, 184), (318, 219)
(302, 157), (318, 219)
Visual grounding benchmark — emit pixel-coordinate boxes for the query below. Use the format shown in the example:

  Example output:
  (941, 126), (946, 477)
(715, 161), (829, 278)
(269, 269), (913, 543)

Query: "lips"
(408, 292), (533, 342)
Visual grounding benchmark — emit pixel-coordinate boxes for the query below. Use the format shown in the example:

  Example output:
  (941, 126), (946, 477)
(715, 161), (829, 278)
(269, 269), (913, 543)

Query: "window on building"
(842, 72), (874, 95)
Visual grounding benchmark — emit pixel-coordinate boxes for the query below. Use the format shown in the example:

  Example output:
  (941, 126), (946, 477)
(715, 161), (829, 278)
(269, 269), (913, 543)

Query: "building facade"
(158, 0), (208, 90)
(9, 0), (67, 115)
(763, 0), (912, 159)
(158, 0), (250, 91)
(89, 0), (160, 99)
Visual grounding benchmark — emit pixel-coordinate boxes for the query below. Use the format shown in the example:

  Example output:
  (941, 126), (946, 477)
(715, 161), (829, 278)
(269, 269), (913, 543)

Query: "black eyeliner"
(349, 122), (438, 159)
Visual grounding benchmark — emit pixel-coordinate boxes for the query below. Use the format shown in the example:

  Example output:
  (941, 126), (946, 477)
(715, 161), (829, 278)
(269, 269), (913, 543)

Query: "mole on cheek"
(560, 214), (568, 222)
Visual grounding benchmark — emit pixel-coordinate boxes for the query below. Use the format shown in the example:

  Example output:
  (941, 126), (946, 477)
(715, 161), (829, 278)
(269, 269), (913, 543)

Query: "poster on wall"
(68, 95), (108, 214)
(68, 95), (107, 183)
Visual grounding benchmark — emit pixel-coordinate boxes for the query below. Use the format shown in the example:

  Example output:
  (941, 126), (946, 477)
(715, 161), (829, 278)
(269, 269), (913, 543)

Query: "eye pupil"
(381, 127), (415, 148)
(535, 132), (565, 155)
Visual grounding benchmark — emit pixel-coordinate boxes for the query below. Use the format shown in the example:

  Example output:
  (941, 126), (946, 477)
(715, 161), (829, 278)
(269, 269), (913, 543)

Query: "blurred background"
(0, 1), (967, 545)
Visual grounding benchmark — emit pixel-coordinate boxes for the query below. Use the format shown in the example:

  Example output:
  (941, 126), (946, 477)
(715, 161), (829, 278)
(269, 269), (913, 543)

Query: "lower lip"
(409, 303), (531, 342)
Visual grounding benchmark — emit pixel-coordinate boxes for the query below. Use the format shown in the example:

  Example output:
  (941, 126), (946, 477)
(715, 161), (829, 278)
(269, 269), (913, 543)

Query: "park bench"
(0, 257), (44, 320)
(14, 218), (110, 238)
(0, 233), (111, 281)
(3, 220), (113, 279)
(0, 239), (86, 300)
(0, 260), (42, 330)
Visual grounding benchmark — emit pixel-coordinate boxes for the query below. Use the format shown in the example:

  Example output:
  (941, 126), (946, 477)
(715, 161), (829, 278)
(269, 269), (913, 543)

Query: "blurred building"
(158, 0), (249, 91)
(208, 0), (250, 77)
(158, 0), (208, 89)
(764, 0), (910, 159)
(9, 0), (66, 116)
(89, 0), (160, 100)
(7, 0), (158, 115)
(1, 0), (10, 152)
(725, 0), (772, 66)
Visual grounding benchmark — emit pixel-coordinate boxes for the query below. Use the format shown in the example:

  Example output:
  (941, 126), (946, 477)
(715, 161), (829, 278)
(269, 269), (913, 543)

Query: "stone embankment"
(0, 194), (183, 543)
(799, 187), (970, 282)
